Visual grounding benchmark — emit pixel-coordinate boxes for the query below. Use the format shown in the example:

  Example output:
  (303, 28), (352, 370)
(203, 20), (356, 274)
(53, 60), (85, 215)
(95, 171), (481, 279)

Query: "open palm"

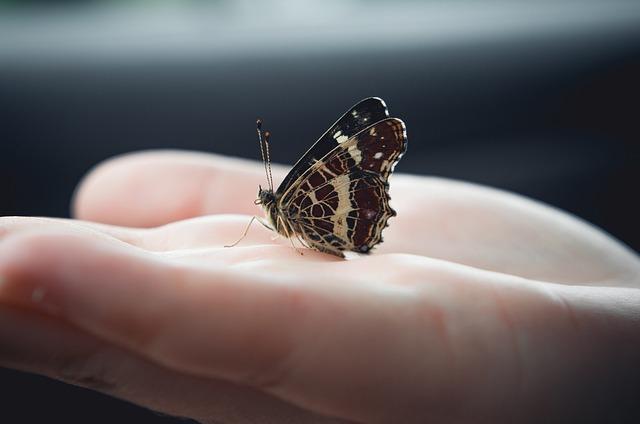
(1, 151), (638, 423)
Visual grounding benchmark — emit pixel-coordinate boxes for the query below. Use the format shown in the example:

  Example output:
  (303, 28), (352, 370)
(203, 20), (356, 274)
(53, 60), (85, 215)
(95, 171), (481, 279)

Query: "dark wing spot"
(311, 204), (324, 218)
(316, 185), (333, 200)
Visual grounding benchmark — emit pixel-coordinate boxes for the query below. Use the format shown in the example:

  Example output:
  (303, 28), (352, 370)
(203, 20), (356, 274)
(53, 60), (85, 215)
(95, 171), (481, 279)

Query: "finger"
(0, 306), (343, 424)
(0, 215), (296, 257)
(0, 216), (142, 247)
(73, 150), (286, 227)
(0, 231), (426, 421)
(3, 232), (639, 422)
(0, 215), (336, 265)
(381, 176), (640, 285)
(0, 214), (257, 253)
(0, 231), (315, 387)
(54, 145), (640, 284)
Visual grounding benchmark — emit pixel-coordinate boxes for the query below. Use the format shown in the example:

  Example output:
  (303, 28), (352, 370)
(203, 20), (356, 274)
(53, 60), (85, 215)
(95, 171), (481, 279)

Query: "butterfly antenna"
(256, 119), (272, 191)
(263, 130), (275, 191)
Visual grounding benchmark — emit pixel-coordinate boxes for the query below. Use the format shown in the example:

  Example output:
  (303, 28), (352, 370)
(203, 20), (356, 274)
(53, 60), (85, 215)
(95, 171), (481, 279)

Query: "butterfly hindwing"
(279, 118), (407, 256)
(276, 97), (389, 195)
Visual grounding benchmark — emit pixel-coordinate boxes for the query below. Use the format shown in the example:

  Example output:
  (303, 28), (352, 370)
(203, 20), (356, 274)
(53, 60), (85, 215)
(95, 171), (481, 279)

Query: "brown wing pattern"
(279, 118), (407, 256)
(276, 97), (389, 195)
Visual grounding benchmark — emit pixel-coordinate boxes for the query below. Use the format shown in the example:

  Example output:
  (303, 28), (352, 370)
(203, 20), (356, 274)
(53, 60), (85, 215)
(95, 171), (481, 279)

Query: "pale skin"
(0, 150), (639, 423)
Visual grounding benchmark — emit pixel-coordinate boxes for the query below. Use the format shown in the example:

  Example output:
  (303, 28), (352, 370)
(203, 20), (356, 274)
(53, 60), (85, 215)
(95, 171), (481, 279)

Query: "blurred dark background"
(1, 0), (639, 422)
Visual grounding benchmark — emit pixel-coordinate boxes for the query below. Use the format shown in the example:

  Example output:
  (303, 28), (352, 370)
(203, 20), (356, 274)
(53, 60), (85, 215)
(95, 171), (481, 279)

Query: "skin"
(0, 150), (639, 424)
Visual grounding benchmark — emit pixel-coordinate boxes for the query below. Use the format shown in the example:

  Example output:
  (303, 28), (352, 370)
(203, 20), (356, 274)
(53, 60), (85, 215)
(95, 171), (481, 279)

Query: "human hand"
(1, 151), (638, 423)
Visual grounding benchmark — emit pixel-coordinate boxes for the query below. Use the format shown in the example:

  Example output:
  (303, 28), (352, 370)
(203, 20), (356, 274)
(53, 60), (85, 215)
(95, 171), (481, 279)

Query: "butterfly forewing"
(278, 118), (407, 256)
(276, 97), (390, 195)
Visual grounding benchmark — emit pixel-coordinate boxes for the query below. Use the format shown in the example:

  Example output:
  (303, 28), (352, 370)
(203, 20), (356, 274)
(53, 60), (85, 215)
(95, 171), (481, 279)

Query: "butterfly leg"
(294, 232), (311, 250)
(276, 215), (305, 256)
(224, 216), (272, 248)
(288, 235), (303, 256)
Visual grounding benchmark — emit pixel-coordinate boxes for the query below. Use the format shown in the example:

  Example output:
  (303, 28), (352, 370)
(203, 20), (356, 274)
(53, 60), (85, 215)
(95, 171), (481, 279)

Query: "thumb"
(73, 150), (283, 227)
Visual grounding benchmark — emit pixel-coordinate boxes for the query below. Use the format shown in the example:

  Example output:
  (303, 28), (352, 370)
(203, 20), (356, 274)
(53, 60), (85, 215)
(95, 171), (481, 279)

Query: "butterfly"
(227, 97), (407, 258)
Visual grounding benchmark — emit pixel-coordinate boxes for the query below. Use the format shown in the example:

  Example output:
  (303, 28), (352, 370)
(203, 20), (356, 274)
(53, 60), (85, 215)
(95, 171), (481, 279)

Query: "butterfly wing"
(278, 118), (407, 256)
(276, 97), (389, 196)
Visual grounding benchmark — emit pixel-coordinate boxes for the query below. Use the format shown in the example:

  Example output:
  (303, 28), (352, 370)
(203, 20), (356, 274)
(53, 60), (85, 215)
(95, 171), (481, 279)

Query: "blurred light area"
(1, 0), (640, 65)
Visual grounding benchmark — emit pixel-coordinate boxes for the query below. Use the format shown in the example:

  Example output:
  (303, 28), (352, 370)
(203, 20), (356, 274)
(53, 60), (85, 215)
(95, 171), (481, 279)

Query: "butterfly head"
(256, 184), (276, 209)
